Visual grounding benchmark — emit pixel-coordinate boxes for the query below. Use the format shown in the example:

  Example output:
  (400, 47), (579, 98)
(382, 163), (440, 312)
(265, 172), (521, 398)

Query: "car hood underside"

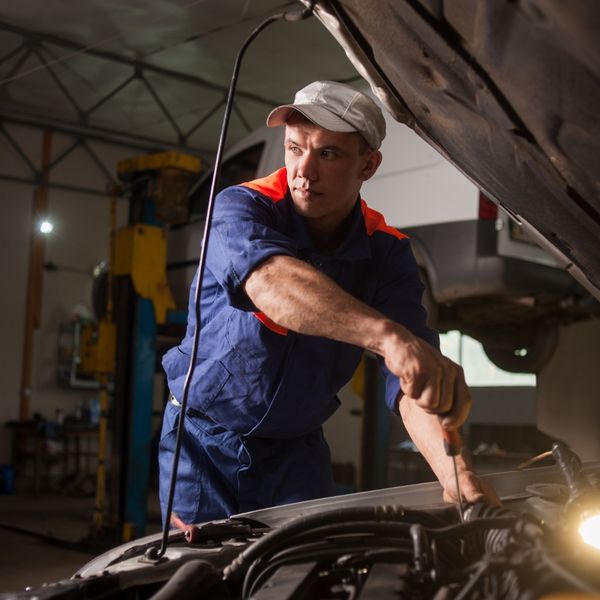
(303, 0), (600, 299)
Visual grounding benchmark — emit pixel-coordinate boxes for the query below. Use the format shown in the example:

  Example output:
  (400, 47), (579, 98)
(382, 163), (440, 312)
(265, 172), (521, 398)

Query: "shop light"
(578, 513), (600, 551)
(39, 220), (54, 234)
(552, 442), (600, 551)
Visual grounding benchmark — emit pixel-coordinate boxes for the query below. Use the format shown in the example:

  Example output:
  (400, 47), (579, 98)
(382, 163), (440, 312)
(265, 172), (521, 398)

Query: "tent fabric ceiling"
(0, 0), (358, 160)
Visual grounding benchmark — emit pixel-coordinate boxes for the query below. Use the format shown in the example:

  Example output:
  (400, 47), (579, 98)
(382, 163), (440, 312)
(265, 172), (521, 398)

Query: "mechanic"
(159, 80), (499, 525)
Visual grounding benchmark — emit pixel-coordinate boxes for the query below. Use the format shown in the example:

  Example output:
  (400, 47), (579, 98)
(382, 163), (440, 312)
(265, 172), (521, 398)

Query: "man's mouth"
(294, 187), (320, 197)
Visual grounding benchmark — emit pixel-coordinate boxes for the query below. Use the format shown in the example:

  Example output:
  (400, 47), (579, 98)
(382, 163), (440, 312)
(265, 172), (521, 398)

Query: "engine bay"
(4, 446), (599, 600)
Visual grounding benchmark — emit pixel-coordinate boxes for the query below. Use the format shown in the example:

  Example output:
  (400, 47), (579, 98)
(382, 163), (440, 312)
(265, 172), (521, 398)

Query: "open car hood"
(301, 0), (600, 300)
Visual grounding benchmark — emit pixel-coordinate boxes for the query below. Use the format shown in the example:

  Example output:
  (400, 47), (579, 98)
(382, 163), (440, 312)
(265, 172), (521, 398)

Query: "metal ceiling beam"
(0, 118), (118, 194)
(0, 173), (113, 198)
(0, 121), (39, 178)
(0, 110), (213, 158)
(0, 20), (275, 156)
(0, 21), (279, 108)
(0, 110), (211, 198)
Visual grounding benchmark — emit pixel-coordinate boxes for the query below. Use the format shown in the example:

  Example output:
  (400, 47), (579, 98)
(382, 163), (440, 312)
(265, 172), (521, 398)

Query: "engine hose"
(410, 523), (430, 573)
(452, 559), (492, 600)
(246, 543), (414, 598)
(241, 520), (414, 598)
(483, 514), (514, 555)
(262, 520), (412, 547)
(426, 516), (516, 541)
(148, 559), (229, 600)
(224, 505), (418, 581)
(462, 503), (518, 556)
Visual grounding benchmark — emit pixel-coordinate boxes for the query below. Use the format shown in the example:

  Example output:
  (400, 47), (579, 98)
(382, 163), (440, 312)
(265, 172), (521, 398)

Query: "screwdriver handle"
(442, 429), (462, 457)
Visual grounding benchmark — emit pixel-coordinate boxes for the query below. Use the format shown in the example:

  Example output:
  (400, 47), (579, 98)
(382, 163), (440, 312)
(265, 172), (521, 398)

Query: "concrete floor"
(0, 488), (161, 594)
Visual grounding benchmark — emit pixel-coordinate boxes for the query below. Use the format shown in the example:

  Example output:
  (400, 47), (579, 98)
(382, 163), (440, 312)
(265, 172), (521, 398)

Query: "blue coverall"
(159, 167), (438, 524)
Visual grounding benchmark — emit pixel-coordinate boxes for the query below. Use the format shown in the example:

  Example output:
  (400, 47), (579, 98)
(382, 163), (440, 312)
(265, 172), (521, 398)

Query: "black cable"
(453, 558), (492, 600)
(224, 505), (435, 581)
(340, 546), (420, 567)
(426, 517), (516, 540)
(265, 520), (412, 545)
(147, 3), (314, 561)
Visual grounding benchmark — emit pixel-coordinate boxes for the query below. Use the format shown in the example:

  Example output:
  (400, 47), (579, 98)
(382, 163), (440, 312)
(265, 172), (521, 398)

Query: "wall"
(537, 319), (600, 461)
(0, 123), (142, 464)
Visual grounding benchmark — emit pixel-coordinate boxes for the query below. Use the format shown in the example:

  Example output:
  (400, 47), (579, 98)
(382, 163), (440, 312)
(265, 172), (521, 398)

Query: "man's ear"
(359, 150), (383, 181)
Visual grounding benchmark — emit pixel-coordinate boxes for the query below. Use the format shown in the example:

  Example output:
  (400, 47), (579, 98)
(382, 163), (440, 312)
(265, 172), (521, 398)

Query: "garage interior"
(1, 0), (599, 594)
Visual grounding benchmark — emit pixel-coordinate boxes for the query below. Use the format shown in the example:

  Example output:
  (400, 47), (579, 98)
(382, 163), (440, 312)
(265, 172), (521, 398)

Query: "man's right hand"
(382, 329), (471, 429)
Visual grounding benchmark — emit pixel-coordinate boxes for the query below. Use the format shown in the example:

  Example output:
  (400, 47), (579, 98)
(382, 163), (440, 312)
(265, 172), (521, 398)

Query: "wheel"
(482, 323), (559, 374)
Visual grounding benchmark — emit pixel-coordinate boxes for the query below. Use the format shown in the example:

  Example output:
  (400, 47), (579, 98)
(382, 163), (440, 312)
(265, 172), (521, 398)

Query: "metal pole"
(18, 128), (52, 421)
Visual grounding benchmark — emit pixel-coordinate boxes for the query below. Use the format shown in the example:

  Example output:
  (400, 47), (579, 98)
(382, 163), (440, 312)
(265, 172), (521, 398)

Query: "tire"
(482, 323), (559, 374)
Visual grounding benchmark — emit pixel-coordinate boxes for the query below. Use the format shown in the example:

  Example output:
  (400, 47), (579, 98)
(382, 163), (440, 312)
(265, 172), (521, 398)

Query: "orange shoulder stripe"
(241, 168), (288, 201)
(253, 312), (288, 336)
(361, 199), (408, 240)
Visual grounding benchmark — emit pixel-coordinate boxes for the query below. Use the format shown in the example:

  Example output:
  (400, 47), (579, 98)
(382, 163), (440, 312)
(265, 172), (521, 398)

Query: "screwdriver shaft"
(442, 428), (464, 522)
(452, 455), (464, 521)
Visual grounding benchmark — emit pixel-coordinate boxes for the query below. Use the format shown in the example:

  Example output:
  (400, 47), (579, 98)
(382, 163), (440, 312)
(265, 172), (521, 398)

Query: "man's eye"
(321, 150), (335, 159)
(288, 145), (301, 154)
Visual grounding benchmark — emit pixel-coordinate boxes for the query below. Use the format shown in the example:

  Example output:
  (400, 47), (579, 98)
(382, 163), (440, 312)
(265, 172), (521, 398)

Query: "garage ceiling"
(0, 0), (358, 163)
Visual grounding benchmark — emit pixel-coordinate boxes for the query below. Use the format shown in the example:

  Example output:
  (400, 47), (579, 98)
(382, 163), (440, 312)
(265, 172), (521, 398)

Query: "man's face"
(284, 115), (381, 233)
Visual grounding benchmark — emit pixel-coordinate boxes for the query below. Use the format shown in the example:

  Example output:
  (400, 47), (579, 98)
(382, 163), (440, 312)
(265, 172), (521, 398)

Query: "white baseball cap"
(266, 80), (386, 149)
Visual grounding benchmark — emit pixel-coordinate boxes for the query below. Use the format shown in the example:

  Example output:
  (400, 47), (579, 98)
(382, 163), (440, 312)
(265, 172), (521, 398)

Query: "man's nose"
(297, 152), (317, 181)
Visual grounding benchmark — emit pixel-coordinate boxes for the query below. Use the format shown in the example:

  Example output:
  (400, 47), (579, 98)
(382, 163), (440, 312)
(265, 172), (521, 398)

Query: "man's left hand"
(442, 470), (501, 507)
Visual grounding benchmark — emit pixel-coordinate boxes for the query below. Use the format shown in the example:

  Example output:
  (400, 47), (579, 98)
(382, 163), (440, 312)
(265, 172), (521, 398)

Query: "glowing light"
(39, 220), (54, 234)
(579, 514), (600, 550)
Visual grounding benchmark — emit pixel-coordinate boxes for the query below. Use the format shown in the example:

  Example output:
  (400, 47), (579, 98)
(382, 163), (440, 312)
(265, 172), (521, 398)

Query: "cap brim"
(266, 104), (357, 134)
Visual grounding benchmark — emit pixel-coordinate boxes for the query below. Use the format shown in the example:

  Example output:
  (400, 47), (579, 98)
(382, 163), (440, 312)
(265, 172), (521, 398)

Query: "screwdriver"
(442, 428), (464, 522)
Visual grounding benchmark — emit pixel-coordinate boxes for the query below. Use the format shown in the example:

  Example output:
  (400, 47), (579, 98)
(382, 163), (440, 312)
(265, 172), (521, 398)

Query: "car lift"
(82, 151), (201, 542)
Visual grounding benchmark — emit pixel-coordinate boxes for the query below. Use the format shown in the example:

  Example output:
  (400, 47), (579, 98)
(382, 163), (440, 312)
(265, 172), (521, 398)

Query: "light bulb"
(578, 513), (600, 551)
(40, 220), (54, 234)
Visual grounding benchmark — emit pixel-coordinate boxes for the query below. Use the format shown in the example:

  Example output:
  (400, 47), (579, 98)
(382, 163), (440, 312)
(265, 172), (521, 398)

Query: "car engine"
(2, 445), (599, 600)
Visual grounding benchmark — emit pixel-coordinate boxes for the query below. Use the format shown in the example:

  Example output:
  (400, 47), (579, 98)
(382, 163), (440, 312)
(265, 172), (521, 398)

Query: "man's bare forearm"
(244, 254), (409, 353)
(400, 396), (501, 505)
(244, 254), (471, 428)
(399, 396), (469, 486)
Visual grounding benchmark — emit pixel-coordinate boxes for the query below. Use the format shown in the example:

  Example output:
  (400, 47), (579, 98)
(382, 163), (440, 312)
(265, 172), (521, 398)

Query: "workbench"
(5, 420), (99, 494)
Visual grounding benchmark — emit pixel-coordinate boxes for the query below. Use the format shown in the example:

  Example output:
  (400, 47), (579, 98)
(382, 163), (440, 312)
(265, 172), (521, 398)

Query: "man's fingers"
(437, 362), (454, 414)
(393, 339), (471, 425)
(462, 473), (502, 507)
(440, 368), (471, 429)
(444, 471), (502, 507)
(399, 364), (429, 402)
(404, 362), (458, 417)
